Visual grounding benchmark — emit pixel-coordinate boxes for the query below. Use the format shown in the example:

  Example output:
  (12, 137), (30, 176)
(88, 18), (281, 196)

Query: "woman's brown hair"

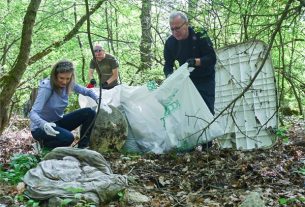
(50, 59), (75, 94)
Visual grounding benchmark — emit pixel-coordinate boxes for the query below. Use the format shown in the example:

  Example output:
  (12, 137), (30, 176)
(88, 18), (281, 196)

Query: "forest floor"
(0, 116), (304, 207)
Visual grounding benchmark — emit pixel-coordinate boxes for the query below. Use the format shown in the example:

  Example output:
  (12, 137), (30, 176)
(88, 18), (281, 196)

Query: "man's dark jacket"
(163, 27), (216, 114)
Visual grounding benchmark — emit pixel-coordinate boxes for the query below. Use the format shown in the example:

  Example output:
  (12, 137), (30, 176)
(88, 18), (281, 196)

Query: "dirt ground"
(0, 116), (304, 206)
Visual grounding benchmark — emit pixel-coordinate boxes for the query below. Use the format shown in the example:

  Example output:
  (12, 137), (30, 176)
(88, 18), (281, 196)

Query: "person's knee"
(84, 107), (96, 119)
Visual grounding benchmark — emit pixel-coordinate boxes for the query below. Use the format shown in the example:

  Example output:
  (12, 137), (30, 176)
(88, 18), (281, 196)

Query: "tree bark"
(139, 0), (152, 71)
(0, 0), (41, 134)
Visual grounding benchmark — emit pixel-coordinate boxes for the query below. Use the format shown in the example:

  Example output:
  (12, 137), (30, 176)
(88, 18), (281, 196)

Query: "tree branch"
(28, 0), (106, 65)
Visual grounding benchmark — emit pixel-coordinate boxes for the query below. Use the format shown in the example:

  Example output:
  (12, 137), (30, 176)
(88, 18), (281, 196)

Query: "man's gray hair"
(169, 11), (188, 23)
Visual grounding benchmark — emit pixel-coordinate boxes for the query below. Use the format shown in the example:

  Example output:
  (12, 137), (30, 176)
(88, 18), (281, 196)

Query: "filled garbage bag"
(79, 64), (223, 153)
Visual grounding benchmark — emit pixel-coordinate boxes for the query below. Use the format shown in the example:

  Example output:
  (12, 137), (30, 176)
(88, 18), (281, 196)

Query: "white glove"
(188, 67), (195, 73)
(99, 99), (112, 114)
(43, 122), (59, 136)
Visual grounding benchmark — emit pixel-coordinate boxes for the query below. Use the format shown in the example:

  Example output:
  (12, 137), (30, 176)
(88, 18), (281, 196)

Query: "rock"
(239, 192), (265, 207)
(90, 106), (128, 153)
(16, 182), (25, 194)
(127, 189), (150, 203)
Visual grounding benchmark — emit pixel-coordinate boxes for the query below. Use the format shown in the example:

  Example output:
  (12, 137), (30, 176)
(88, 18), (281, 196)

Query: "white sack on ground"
(23, 147), (128, 206)
(79, 64), (224, 153)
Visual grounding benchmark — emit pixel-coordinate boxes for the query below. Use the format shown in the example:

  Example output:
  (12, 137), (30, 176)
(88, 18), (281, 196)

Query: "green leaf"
(61, 198), (73, 207)
(296, 168), (305, 175)
(27, 199), (40, 207)
(279, 197), (287, 205)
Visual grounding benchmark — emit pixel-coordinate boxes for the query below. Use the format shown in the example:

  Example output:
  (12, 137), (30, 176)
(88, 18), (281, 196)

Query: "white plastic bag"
(120, 84), (168, 153)
(156, 64), (223, 151)
(79, 64), (224, 153)
(79, 86), (121, 109)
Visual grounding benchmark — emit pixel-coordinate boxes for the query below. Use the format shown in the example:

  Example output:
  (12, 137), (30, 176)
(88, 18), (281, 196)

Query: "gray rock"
(90, 106), (128, 153)
(127, 189), (150, 203)
(239, 192), (265, 207)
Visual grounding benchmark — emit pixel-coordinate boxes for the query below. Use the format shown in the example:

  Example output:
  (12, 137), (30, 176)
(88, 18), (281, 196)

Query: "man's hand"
(187, 58), (196, 67)
(102, 81), (108, 88)
(90, 79), (97, 85)
(43, 122), (59, 136)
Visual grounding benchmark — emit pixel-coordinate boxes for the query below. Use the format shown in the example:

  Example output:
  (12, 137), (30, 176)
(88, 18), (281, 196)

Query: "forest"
(0, 0), (304, 206)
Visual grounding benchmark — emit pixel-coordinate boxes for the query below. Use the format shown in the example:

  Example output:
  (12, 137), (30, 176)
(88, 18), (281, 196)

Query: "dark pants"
(31, 108), (96, 149)
(191, 75), (215, 115)
(191, 75), (215, 149)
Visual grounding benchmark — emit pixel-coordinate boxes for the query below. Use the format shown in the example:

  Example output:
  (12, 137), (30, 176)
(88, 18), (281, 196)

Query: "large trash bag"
(79, 64), (223, 153)
(120, 64), (223, 153)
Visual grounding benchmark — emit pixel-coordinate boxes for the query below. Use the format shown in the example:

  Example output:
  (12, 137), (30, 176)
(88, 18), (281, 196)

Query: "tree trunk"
(139, 0), (152, 71)
(0, 0), (41, 134)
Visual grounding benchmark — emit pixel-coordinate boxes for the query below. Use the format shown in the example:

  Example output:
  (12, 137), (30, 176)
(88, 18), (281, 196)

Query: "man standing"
(88, 44), (119, 89)
(164, 11), (216, 115)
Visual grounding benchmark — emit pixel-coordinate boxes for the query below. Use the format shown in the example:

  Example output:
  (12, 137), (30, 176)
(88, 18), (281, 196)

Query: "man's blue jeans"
(31, 108), (96, 149)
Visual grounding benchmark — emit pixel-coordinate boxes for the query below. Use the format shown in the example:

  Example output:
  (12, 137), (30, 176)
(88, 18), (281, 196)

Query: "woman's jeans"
(31, 108), (96, 149)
